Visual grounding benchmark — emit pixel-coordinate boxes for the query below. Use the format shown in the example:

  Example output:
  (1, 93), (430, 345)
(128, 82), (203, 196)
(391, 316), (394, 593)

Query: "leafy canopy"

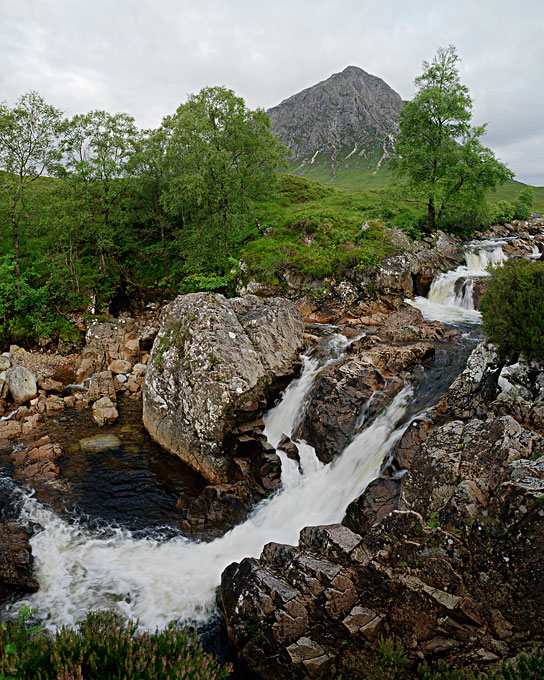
(393, 46), (512, 233)
(161, 86), (287, 271)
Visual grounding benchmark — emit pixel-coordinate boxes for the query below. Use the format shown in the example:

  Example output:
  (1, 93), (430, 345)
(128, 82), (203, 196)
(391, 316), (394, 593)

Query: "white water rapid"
(5, 333), (413, 632)
(409, 239), (507, 324)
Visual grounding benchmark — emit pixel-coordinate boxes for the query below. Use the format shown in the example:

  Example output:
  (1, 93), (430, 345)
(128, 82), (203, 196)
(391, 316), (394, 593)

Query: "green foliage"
(513, 188), (534, 220)
(0, 91), (63, 284)
(480, 259), (544, 360)
(379, 636), (409, 670)
(393, 45), (512, 233)
(0, 610), (231, 680)
(161, 86), (287, 272)
(490, 200), (516, 225)
(241, 174), (404, 283)
(0, 254), (73, 342)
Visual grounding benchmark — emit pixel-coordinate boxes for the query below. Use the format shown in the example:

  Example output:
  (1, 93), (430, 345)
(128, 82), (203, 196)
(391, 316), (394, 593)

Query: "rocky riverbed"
(1, 217), (543, 677)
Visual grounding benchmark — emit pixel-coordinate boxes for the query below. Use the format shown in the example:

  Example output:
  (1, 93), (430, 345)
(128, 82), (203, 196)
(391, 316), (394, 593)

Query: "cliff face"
(267, 66), (403, 179)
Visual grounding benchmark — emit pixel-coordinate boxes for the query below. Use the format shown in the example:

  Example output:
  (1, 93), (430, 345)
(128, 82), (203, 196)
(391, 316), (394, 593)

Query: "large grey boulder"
(143, 293), (304, 483)
(5, 366), (37, 404)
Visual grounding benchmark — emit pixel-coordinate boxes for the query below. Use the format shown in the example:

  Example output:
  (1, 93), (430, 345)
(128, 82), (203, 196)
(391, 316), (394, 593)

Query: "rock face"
(143, 293), (305, 484)
(0, 521), (38, 603)
(220, 342), (544, 677)
(267, 65), (403, 180)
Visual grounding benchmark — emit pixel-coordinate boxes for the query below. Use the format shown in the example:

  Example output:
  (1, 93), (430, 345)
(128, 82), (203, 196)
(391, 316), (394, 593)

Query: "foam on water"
(8, 332), (410, 631)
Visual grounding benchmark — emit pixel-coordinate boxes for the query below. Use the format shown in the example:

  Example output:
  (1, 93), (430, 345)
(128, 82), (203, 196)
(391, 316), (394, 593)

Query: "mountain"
(267, 65), (403, 186)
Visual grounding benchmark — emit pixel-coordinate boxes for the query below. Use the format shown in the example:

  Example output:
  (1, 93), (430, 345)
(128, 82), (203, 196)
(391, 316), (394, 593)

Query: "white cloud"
(1, 0), (542, 183)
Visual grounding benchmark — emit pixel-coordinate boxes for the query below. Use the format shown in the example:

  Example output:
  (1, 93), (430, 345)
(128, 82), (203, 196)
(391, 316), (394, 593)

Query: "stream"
(0, 235), (517, 634)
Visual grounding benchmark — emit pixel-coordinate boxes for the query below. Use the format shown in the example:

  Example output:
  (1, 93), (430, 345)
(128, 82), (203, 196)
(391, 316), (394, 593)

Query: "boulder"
(92, 396), (119, 427)
(89, 371), (116, 402)
(108, 359), (132, 375)
(5, 366), (37, 404)
(0, 356), (11, 371)
(143, 293), (304, 484)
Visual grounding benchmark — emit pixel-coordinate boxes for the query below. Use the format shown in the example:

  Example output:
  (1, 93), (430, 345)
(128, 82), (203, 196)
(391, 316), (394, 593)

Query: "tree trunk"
(159, 216), (170, 277)
(98, 244), (107, 276)
(424, 197), (437, 233)
(11, 210), (21, 297)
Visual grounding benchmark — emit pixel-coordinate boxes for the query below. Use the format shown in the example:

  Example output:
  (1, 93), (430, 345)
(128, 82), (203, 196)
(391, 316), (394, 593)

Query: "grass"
(241, 174), (414, 282)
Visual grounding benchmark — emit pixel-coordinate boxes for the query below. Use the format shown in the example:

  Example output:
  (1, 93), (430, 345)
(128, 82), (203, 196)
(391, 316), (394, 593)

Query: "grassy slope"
(286, 162), (544, 211)
(241, 174), (406, 282)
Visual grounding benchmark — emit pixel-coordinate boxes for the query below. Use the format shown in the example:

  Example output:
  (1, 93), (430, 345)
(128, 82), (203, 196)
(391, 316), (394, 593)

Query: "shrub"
(513, 188), (534, 220)
(0, 610), (231, 680)
(480, 259), (544, 360)
(490, 200), (515, 225)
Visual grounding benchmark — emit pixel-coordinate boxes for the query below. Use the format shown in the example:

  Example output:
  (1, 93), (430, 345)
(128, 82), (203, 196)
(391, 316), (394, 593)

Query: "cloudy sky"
(1, 0), (543, 184)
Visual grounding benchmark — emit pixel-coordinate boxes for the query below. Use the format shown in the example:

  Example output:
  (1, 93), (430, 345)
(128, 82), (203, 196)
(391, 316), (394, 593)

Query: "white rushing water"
(408, 239), (507, 324)
(7, 333), (412, 631)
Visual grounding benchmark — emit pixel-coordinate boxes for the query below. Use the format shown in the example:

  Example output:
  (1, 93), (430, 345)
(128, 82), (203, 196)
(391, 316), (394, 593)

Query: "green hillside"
(287, 162), (544, 212)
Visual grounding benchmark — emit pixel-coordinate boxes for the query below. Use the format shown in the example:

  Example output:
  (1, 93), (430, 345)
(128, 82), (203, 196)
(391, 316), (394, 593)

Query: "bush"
(480, 259), (544, 360)
(513, 188), (534, 220)
(0, 610), (231, 680)
(490, 200), (515, 225)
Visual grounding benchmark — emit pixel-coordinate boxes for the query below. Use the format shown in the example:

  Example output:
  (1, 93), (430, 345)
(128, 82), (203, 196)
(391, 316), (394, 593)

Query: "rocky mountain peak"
(267, 65), (403, 181)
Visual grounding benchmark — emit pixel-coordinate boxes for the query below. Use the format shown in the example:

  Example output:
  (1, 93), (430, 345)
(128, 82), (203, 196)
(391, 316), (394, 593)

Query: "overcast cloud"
(1, 0), (542, 184)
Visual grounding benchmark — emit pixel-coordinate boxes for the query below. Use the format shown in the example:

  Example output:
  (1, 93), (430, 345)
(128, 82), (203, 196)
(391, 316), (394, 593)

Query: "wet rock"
(295, 340), (433, 462)
(277, 434), (301, 464)
(143, 293), (304, 484)
(392, 417), (432, 468)
(79, 433), (122, 452)
(343, 476), (402, 536)
(5, 366), (37, 404)
(0, 521), (38, 601)
(178, 482), (259, 540)
(11, 438), (63, 485)
(294, 355), (388, 462)
(92, 396), (119, 427)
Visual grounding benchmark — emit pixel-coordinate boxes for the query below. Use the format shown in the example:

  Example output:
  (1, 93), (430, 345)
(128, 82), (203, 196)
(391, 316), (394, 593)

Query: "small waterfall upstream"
(409, 239), (507, 324)
(2, 332), (413, 631)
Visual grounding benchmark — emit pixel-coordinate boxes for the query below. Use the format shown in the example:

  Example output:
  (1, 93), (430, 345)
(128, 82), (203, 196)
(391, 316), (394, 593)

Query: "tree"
(0, 91), (63, 289)
(393, 46), (512, 233)
(130, 126), (173, 278)
(161, 86), (287, 271)
(58, 110), (139, 298)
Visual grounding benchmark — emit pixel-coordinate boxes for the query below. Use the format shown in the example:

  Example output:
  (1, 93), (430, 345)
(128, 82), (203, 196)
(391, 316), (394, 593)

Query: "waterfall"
(408, 240), (506, 324)
(5, 333), (411, 632)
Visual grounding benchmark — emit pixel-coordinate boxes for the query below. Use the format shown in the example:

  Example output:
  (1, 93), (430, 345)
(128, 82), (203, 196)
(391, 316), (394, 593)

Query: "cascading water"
(409, 239), (507, 324)
(2, 331), (414, 632)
